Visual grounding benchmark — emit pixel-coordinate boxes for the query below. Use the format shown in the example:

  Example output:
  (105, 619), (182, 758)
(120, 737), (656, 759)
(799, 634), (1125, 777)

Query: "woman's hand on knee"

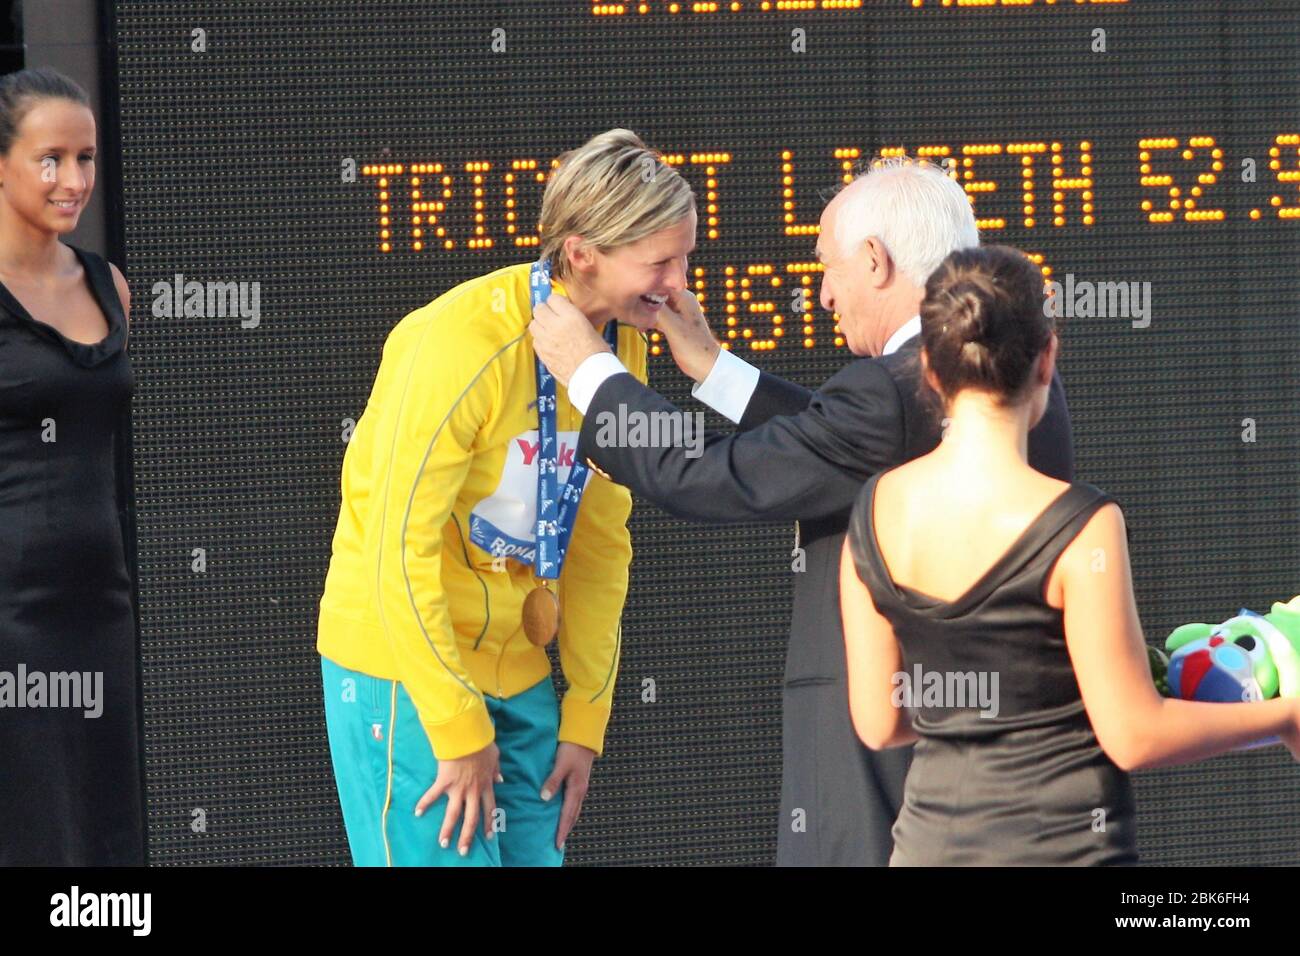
(414, 741), (502, 856)
(542, 741), (595, 851)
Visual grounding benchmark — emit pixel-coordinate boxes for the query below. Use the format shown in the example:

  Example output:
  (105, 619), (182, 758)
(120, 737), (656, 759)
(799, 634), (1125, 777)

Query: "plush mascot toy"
(1159, 596), (1300, 703)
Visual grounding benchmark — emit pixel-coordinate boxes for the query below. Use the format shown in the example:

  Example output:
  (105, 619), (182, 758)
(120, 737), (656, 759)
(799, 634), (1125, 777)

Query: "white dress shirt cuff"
(690, 347), (761, 424)
(566, 351), (629, 416)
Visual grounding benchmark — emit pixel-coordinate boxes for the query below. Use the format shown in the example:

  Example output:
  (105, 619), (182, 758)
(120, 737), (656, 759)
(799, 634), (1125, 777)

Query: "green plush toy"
(1159, 596), (1300, 703)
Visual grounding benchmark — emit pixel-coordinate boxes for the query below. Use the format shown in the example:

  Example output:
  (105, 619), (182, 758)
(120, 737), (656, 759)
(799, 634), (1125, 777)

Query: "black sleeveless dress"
(0, 244), (145, 864)
(845, 471), (1138, 866)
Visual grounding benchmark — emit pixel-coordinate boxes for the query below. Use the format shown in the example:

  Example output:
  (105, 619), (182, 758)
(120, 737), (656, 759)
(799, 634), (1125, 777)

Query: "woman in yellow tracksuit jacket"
(317, 129), (695, 866)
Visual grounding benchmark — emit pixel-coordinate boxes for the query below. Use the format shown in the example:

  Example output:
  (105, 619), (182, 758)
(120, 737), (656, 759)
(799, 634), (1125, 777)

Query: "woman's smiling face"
(567, 208), (697, 330)
(0, 97), (97, 237)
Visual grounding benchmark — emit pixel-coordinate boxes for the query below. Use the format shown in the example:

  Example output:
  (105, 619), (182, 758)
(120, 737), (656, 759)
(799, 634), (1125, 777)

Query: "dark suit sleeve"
(578, 360), (906, 524)
(736, 370), (813, 432)
(1029, 370), (1074, 482)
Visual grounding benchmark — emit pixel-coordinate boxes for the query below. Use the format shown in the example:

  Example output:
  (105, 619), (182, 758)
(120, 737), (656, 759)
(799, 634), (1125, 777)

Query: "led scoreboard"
(112, 1), (1300, 866)
(365, 132), (1299, 353)
(355, 1), (1298, 364)
(589, 1), (1135, 13)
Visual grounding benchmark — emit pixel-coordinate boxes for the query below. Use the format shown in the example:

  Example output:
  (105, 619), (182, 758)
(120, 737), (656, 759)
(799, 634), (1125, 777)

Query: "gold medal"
(522, 583), (560, 647)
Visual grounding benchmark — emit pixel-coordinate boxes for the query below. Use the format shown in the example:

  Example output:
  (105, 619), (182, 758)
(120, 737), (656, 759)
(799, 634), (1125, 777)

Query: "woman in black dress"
(0, 67), (144, 864)
(840, 245), (1300, 866)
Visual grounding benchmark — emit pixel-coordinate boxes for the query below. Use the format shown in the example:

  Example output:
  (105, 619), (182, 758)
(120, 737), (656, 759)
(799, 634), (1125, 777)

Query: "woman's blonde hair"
(539, 129), (695, 282)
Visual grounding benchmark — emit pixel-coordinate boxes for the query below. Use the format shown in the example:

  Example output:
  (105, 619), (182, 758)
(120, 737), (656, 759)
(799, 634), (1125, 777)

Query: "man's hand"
(414, 740), (502, 857)
(657, 289), (721, 383)
(541, 741), (596, 850)
(529, 293), (611, 388)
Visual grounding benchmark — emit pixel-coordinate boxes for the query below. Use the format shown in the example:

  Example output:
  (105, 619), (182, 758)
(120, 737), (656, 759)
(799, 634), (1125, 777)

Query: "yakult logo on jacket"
(517, 434), (573, 468)
(467, 430), (588, 564)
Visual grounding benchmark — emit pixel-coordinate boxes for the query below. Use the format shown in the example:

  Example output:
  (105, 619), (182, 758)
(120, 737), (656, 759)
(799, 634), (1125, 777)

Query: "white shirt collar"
(882, 315), (922, 356)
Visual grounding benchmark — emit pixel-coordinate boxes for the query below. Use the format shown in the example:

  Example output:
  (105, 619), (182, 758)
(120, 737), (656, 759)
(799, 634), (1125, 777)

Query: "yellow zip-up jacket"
(317, 261), (647, 760)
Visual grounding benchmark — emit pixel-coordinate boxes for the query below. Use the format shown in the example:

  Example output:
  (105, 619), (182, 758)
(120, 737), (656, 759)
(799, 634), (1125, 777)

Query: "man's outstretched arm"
(736, 369), (813, 431)
(532, 287), (905, 525)
(591, 286), (814, 431)
(576, 340), (813, 433)
(577, 360), (905, 525)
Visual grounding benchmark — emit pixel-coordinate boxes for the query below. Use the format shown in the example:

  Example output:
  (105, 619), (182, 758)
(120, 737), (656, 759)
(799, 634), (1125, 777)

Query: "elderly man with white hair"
(529, 156), (1075, 866)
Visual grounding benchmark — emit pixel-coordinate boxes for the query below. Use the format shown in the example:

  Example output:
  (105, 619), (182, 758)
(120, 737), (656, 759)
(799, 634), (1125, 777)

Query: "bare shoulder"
(1043, 492), (1124, 607)
(872, 458), (921, 508)
(1042, 474), (1073, 496)
(878, 456), (926, 490)
(1059, 497), (1126, 573)
(1035, 474), (1075, 513)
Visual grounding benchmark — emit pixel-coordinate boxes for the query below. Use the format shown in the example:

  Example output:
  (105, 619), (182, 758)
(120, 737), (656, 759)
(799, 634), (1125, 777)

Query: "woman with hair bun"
(0, 66), (144, 864)
(838, 244), (1300, 865)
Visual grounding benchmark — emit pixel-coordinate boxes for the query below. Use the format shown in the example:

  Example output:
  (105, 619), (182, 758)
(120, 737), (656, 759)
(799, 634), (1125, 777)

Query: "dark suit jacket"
(577, 333), (1074, 684)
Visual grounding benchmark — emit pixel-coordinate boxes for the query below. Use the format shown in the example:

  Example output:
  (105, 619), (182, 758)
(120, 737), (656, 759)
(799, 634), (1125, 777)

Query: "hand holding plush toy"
(1149, 595), (1300, 752)
(1162, 596), (1300, 703)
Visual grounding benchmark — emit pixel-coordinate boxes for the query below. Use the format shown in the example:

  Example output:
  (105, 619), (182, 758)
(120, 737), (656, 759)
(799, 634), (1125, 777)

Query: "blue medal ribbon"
(528, 258), (618, 582)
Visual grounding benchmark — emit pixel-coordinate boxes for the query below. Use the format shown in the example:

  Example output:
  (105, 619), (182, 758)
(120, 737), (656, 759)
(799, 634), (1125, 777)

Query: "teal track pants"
(320, 656), (565, 867)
